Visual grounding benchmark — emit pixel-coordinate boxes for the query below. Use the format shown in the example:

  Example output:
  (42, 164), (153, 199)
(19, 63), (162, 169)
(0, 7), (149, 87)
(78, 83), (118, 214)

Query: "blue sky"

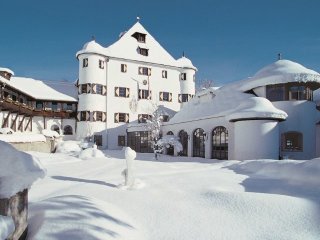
(1, 0), (319, 86)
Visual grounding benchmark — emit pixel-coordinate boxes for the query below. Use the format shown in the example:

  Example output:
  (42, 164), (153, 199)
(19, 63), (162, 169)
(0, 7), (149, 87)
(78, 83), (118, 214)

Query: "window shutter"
(169, 93), (173, 102)
(102, 112), (107, 122)
(78, 85), (81, 94)
(125, 113), (129, 123)
(138, 89), (142, 99)
(162, 70), (165, 78)
(92, 111), (96, 122)
(114, 113), (119, 123)
(87, 84), (92, 94)
(115, 87), (119, 97)
(76, 112), (80, 121)
(159, 92), (163, 101)
(126, 88), (130, 98)
(149, 90), (152, 100)
(138, 114), (142, 123)
(124, 64), (127, 72)
(188, 94), (192, 99)
(178, 94), (182, 103)
(103, 86), (107, 96)
(92, 84), (96, 94)
(148, 68), (152, 76)
(86, 111), (90, 121)
(138, 67), (143, 74)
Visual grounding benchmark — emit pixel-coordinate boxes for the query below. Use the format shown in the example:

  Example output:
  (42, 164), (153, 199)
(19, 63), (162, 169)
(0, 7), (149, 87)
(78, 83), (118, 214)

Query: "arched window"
(51, 124), (60, 134)
(212, 126), (228, 160)
(166, 131), (174, 155)
(281, 131), (303, 151)
(179, 130), (188, 156)
(167, 131), (174, 135)
(193, 128), (205, 158)
(63, 125), (73, 135)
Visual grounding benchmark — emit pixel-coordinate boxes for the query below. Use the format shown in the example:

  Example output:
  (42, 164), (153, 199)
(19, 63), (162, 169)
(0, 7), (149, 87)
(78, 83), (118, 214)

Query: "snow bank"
(79, 145), (105, 159)
(0, 141), (46, 198)
(125, 147), (136, 160)
(55, 141), (82, 155)
(0, 133), (46, 143)
(42, 129), (60, 138)
(0, 128), (14, 134)
(28, 195), (143, 240)
(228, 158), (320, 187)
(0, 216), (14, 240)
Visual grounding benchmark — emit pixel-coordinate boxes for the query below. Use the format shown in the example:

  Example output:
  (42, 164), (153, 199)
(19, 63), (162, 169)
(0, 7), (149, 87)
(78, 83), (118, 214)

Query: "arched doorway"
(166, 131), (174, 155)
(193, 128), (205, 158)
(179, 130), (188, 156)
(63, 125), (73, 135)
(212, 126), (228, 160)
(51, 124), (60, 134)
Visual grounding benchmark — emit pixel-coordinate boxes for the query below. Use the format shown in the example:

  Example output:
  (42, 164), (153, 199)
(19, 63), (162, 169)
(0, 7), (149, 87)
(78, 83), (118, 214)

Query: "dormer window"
(138, 47), (148, 56)
(132, 32), (146, 43)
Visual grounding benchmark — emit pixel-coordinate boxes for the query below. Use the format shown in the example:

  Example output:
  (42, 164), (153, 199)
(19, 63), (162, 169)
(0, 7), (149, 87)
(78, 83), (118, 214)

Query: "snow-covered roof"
(0, 67), (14, 75)
(0, 75), (77, 101)
(77, 22), (196, 69)
(0, 140), (46, 198)
(176, 56), (197, 71)
(168, 87), (287, 124)
(228, 60), (320, 92)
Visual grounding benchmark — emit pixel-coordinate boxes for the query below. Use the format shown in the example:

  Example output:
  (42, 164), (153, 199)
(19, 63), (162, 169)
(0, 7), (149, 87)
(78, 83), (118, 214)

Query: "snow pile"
(28, 195), (143, 240)
(42, 129), (60, 138)
(0, 133), (46, 143)
(122, 147), (136, 187)
(0, 128), (14, 134)
(55, 141), (82, 155)
(79, 144), (105, 159)
(125, 146), (136, 160)
(0, 141), (46, 198)
(0, 216), (14, 240)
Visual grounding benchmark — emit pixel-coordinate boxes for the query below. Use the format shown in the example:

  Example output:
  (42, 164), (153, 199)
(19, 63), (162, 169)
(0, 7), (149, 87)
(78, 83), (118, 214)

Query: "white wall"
(233, 120), (279, 160)
(316, 124), (320, 157)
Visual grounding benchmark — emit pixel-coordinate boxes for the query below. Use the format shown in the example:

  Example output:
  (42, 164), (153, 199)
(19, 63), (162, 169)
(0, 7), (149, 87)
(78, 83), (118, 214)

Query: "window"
(94, 135), (102, 146)
(132, 32), (146, 43)
(180, 73), (187, 80)
(162, 70), (167, 79)
(80, 111), (87, 121)
(138, 67), (151, 76)
(96, 84), (103, 95)
(179, 130), (188, 156)
(127, 131), (153, 153)
(267, 83), (313, 102)
(96, 111), (103, 121)
(81, 84), (88, 94)
(161, 115), (169, 122)
(52, 102), (58, 111)
(115, 113), (129, 123)
(266, 84), (285, 101)
(121, 64), (127, 73)
(83, 58), (88, 68)
(36, 101), (43, 110)
(115, 87), (130, 98)
(212, 126), (228, 160)
(138, 114), (151, 123)
(282, 132), (303, 151)
(159, 92), (172, 102)
(178, 94), (190, 103)
(12, 95), (17, 102)
(289, 86), (306, 100)
(51, 125), (60, 134)
(63, 125), (73, 135)
(118, 135), (126, 146)
(139, 89), (151, 100)
(138, 47), (148, 56)
(65, 103), (73, 111)
(193, 128), (205, 158)
(99, 60), (104, 69)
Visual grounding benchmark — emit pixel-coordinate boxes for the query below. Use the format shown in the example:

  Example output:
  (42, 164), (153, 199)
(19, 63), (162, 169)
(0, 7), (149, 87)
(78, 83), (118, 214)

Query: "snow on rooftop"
(0, 75), (77, 102)
(228, 59), (320, 92)
(0, 141), (46, 198)
(176, 56), (197, 71)
(0, 67), (14, 75)
(168, 87), (287, 124)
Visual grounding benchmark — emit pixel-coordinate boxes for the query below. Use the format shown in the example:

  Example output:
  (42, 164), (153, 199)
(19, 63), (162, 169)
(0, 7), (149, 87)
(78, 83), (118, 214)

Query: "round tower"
(177, 56), (197, 107)
(76, 40), (108, 148)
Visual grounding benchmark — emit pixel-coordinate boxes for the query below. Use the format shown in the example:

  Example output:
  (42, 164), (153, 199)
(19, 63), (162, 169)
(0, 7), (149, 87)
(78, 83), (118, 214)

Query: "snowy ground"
(27, 150), (320, 240)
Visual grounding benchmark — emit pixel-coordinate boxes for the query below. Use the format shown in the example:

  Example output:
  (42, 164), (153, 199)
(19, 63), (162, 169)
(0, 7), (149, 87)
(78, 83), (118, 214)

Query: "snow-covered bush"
(79, 144), (105, 159)
(55, 141), (82, 155)
(157, 135), (183, 153)
(42, 129), (60, 138)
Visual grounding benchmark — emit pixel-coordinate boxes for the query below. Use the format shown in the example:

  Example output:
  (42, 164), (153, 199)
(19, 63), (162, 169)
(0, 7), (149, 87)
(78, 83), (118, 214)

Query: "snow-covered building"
(0, 68), (78, 140)
(76, 21), (197, 150)
(162, 60), (320, 160)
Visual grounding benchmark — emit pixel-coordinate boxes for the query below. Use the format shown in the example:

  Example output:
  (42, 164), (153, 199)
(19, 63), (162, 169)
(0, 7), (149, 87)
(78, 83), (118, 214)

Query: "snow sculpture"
(122, 147), (136, 187)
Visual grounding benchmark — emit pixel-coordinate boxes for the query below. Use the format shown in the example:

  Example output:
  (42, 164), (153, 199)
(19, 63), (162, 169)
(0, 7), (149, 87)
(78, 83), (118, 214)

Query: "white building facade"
(76, 21), (197, 151)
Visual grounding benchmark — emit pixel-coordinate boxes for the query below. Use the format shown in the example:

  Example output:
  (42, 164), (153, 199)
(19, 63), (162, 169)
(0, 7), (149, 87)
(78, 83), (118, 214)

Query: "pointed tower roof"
(105, 22), (178, 66)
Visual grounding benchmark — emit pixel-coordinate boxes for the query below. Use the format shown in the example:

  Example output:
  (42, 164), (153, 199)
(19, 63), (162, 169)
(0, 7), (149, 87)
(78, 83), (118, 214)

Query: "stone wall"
(10, 138), (55, 153)
(0, 189), (28, 240)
